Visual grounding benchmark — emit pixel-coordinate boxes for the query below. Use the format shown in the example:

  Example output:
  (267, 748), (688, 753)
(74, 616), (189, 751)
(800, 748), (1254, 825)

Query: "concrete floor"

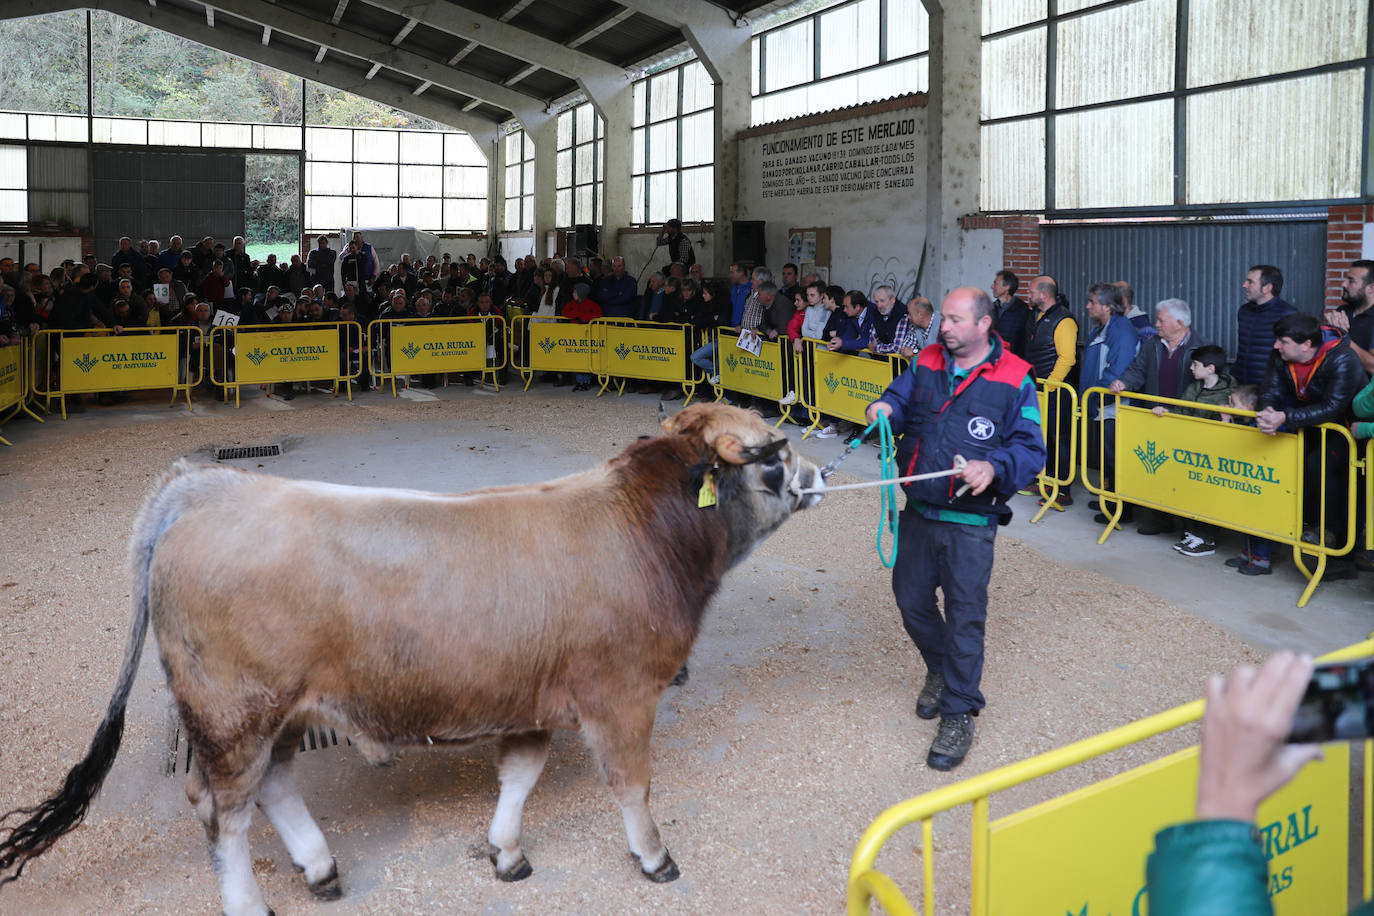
(0, 381), (1367, 914)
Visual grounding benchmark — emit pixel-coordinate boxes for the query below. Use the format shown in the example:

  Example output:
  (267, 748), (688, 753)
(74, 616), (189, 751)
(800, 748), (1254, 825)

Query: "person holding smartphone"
(1145, 651), (1329, 914)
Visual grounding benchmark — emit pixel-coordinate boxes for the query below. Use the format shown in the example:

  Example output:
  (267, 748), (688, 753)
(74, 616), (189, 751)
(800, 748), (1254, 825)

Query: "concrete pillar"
(923, 0), (982, 301)
(585, 83), (636, 257)
(692, 28), (752, 276)
(531, 118), (559, 259)
(486, 132), (505, 256)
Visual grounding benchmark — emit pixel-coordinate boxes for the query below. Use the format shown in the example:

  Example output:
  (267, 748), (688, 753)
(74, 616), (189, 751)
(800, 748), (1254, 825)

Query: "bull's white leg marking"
(580, 713), (675, 879)
(210, 805), (272, 916)
(487, 732), (551, 879)
(257, 759), (335, 885)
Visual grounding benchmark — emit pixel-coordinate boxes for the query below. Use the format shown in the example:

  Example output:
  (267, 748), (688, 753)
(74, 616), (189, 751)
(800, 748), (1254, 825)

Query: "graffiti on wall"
(866, 256), (921, 302)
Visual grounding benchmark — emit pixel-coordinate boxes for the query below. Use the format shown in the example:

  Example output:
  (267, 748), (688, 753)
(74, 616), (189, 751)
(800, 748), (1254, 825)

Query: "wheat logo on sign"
(968, 417), (995, 440)
(725, 354), (738, 373)
(824, 372), (840, 395)
(400, 342), (421, 360)
(538, 338), (556, 355)
(614, 342), (631, 361)
(245, 346), (269, 367)
(1134, 440), (1169, 475)
(73, 353), (98, 373)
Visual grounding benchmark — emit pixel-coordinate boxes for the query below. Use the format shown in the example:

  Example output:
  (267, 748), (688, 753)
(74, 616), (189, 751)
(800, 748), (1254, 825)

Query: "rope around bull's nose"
(796, 413), (968, 569)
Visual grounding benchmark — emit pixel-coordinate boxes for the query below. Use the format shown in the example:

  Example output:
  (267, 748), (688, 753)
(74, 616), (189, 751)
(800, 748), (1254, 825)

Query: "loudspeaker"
(733, 220), (765, 267)
(573, 223), (600, 257)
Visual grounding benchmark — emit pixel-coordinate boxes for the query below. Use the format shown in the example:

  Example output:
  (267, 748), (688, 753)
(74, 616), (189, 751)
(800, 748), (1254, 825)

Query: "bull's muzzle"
(792, 461), (825, 510)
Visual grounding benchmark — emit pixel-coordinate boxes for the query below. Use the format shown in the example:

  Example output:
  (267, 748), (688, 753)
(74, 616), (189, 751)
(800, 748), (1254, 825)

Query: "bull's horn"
(657, 401), (671, 428)
(713, 433), (749, 464)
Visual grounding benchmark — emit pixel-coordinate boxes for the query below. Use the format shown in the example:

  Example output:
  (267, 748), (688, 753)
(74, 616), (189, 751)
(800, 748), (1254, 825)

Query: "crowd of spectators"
(1014, 259), (1374, 584)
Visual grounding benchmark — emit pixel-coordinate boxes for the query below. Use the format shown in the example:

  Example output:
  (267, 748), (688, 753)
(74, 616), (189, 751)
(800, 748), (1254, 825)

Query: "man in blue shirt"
(729, 262), (752, 327)
(596, 256), (639, 319)
(867, 286), (1046, 771)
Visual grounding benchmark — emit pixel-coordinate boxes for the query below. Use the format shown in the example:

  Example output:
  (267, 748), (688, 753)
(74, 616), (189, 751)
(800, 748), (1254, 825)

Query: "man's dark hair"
(996, 269), (1019, 295)
(844, 290), (869, 310)
(825, 284), (845, 303)
(1273, 311), (1321, 347)
(783, 262), (799, 274)
(1086, 282), (1125, 313)
(1250, 264), (1284, 297)
(1354, 259), (1374, 279)
(731, 261), (753, 276)
(1189, 344), (1227, 373)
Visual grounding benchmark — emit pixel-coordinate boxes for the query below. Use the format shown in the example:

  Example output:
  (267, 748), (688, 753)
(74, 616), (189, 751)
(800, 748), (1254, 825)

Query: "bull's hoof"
(490, 852), (533, 882)
(641, 851), (680, 883)
(307, 859), (343, 900)
(670, 665), (689, 686)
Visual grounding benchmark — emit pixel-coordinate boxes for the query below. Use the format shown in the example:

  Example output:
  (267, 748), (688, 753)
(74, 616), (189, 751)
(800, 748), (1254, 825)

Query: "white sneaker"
(779, 390), (797, 406)
(816, 424), (839, 439)
(1172, 533), (1203, 553)
(708, 374), (720, 385)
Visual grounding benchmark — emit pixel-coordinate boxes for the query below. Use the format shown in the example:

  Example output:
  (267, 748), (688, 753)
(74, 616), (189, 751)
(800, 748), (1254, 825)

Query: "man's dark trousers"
(892, 505), (995, 717)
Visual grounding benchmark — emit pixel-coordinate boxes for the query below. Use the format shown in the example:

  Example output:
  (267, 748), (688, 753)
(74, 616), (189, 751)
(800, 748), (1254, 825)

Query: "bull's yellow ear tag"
(698, 470), (718, 508)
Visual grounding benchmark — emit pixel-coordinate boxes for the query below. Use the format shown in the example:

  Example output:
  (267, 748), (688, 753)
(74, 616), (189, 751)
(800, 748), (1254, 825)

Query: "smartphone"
(1288, 658), (1374, 742)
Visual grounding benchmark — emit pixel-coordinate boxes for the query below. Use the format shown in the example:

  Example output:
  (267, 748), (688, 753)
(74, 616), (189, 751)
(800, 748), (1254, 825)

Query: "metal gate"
(1041, 217), (1328, 357)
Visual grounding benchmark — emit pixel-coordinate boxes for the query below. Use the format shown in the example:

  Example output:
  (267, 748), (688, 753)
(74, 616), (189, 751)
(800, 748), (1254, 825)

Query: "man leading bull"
(867, 286), (1046, 771)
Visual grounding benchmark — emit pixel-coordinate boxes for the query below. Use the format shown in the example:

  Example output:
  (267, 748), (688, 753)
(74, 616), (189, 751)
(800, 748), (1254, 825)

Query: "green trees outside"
(0, 10), (446, 250)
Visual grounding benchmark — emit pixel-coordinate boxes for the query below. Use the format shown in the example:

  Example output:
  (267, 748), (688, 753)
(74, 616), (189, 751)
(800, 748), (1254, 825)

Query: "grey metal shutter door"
(92, 149), (245, 258)
(1041, 219), (1327, 358)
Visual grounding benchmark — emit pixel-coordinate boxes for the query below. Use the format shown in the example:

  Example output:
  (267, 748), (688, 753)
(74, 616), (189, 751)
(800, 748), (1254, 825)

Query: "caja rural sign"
(1114, 406), (1302, 542)
(987, 744), (1347, 915)
(809, 346), (901, 424)
(234, 329), (341, 384)
(526, 321), (603, 374)
(389, 321), (487, 373)
(61, 334), (179, 392)
(599, 324), (685, 383)
(0, 344), (21, 411)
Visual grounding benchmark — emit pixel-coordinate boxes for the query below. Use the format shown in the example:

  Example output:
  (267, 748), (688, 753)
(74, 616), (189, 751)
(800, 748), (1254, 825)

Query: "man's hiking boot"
(916, 669), (945, 720)
(927, 714), (975, 771)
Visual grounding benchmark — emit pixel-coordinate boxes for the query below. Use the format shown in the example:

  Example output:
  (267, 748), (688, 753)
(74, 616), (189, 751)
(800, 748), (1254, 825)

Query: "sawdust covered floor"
(0, 388), (1260, 914)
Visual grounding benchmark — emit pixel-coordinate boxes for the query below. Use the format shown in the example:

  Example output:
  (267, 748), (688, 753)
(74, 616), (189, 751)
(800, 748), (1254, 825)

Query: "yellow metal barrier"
(711, 327), (798, 427)
(848, 637), (1374, 916)
(367, 315), (506, 396)
(797, 340), (906, 436)
(509, 314), (603, 389)
(210, 321), (360, 407)
(1080, 387), (1357, 607)
(32, 327), (201, 418)
(0, 342), (23, 445)
(592, 318), (699, 403)
(1027, 378), (1078, 522)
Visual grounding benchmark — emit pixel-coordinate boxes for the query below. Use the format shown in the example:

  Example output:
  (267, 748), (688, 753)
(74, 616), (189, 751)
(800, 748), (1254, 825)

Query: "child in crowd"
(1220, 383), (1259, 424)
(1150, 345), (1236, 557)
(562, 283), (601, 392)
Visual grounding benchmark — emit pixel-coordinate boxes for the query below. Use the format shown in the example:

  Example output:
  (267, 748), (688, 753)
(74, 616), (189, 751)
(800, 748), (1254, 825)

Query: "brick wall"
(1326, 203), (1372, 308)
(959, 213), (1042, 282)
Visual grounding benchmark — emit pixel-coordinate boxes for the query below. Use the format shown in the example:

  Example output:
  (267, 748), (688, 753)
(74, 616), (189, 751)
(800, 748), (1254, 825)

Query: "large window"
(0, 145), (27, 223)
(980, 0), (1370, 214)
(750, 0), (930, 125)
(304, 127), (487, 233)
(555, 102), (604, 227)
(631, 60), (715, 225)
(503, 130), (535, 232)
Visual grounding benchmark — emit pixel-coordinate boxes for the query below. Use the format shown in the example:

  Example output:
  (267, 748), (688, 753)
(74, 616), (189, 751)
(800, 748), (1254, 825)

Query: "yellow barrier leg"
(971, 797), (989, 916)
(682, 382), (695, 407)
(1097, 497), (1124, 544)
(1029, 477), (1057, 524)
(922, 816), (935, 916)
(1365, 737), (1372, 902)
(1293, 547), (1325, 608)
(0, 431), (10, 446)
(183, 385), (193, 412)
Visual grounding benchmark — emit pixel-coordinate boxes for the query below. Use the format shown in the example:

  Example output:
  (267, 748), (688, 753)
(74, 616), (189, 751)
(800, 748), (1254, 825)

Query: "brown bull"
(0, 403), (823, 915)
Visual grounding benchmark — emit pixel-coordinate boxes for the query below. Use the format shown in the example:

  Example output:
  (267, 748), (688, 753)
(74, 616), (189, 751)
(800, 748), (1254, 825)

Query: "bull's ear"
(713, 432), (750, 465)
(663, 406), (749, 464)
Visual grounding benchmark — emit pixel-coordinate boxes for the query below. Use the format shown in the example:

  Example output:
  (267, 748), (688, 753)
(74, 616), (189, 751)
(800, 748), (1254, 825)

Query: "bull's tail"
(0, 461), (192, 888)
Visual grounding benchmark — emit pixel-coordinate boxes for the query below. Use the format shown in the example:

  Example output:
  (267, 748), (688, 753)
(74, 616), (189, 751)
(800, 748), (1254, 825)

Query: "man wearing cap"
(866, 286), (1045, 771)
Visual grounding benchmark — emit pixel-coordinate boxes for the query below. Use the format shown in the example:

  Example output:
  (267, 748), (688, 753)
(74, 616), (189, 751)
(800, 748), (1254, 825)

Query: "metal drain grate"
(215, 444), (281, 460)
(164, 717), (350, 777)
